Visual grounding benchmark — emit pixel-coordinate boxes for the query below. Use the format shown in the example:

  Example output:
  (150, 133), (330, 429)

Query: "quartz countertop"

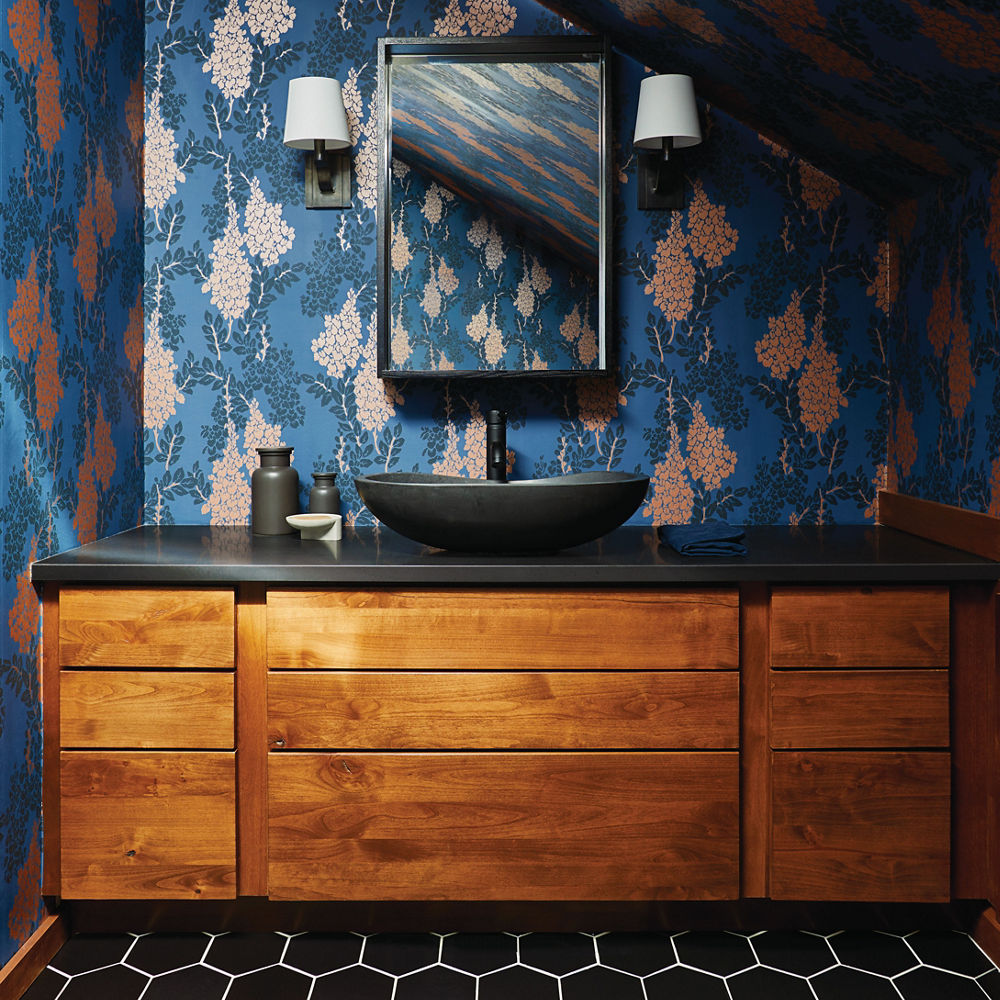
(30, 523), (1000, 585)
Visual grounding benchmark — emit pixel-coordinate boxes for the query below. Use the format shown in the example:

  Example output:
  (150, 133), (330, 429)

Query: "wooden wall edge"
(0, 912), (68, 1000)
(878, 491), (1000, 561)
(971, 907), (1000, 969)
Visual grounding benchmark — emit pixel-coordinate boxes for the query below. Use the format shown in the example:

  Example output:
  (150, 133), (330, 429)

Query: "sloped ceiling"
(539, 0), (1000, 205)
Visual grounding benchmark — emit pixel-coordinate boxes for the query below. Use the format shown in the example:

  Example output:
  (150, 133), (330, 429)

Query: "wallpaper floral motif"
(0, 0), (143, 968)
(889, 161), (1000, 513)
(540, 0), (1000, 206)
(144, 0), (888, 531)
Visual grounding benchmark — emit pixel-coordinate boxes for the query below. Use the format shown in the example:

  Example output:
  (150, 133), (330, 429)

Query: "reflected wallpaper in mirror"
(377, 37), (609, 377)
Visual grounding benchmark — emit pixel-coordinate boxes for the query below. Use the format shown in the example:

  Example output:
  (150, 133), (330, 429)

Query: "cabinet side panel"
(42, 587), (60, 896)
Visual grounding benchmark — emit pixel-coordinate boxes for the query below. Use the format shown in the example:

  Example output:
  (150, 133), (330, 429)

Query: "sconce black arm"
(313, 138), (334, 194)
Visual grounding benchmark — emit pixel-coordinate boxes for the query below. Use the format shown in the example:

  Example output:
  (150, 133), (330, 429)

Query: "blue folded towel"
(658, 521), (747, 557)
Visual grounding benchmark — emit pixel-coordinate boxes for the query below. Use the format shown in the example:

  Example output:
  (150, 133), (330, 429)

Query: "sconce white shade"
(283, 76), (351, 150)
(633, 74), (702, 150)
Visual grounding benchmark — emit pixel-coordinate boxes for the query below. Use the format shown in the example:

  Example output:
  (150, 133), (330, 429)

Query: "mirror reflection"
(377, 37), (609, 377)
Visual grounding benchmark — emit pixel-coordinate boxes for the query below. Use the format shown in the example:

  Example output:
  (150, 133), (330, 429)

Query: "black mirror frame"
(376, 34), (612, 380)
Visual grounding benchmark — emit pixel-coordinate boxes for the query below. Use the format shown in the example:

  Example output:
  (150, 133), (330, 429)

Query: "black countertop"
(30, 523), (1000, 585)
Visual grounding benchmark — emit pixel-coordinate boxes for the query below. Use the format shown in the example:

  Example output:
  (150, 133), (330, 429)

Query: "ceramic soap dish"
(286, 513), (342, 541)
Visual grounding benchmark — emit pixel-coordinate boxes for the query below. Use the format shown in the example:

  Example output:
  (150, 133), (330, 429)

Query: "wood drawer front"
(267, 589), (739, 670)
(770, 670), (949, 749)
(268, 751), (739, 901)
(60, 751), (236, 899)
(61, 672), (235, 749)
(59, 588), (235, 669)
(770, 586), (949, 668)
(770, 751), (950, 902)
(268, 671), (739, 750)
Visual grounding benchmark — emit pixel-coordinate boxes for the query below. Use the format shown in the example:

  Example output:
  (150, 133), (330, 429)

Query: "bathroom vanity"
(32, 523), (999, 916)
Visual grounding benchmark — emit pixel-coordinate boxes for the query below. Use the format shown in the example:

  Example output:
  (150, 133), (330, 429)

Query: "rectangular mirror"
(376, 36), (611, 378)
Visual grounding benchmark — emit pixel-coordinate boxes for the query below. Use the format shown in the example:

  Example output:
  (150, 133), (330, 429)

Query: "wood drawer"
(60, 751), (236, 899)
(268, 671), (739, 750)
(770, 751), (950, 901)
(59, 588), (235, 668)
(770, 586), (949, 668)
(266, 589), (739, 670)
(61, 671), (234, 749)
(268, 751), (739, 901)
(770, 670), (949, 749)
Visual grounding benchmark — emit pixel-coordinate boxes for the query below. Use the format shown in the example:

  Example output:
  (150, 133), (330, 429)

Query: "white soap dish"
(286, 513), (342, 541)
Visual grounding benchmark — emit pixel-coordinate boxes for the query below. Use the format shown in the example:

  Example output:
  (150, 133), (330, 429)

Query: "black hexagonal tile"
(59, 964), (149, 1000)
(727, 965), (814, 999)
(597, 932), (675, 975)
(979, 969), (1000, 999)
(127, 933), (211, 975)
(19, 968), (69, 1000)
(49, 933), (135, 975)
(905, 931), (995, 977)
(561, 965), (645, 1000)
(645, 965), (729, 1000)
(440, 933), (517, 974)
(142, 964), (230, 1000)
(312, 965), (395, 1000)
(395, 966), (476, 999)
(283, 932), (364, 975)
(894, 966), (988, 1000)
(828, 931), (918, 977)
(673, 932), (757, 977)
(203, 932), (286, 975)
(479, 965), (559, 1000)
(810, 965), (901, 1000)
(362, 933), (439, 975)
(519, 933), (597, 975)
(751, 930), (836, 976)
(226, 965), (311, 1000)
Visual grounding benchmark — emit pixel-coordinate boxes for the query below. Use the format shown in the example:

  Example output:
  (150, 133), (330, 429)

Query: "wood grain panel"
(61, 672), (234, 749)
(59, 588), (235, 668)
(267, 589), (739, 671)
(770, 751), (950, 901)
(42, 586), (61, 895)
(268, 671), (738, 750)
(770, 586), (949, 668)
(60, 752), (236, 899)
(268, 752), (739, 901)
(739, 582), (770, 899)
(771, 670), (949, 749)
(878, 489), (1000, 561)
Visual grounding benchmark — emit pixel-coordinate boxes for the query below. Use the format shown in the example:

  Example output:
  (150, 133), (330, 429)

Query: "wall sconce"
(283, 76), (352, 209)
(633, 74), (702, 210)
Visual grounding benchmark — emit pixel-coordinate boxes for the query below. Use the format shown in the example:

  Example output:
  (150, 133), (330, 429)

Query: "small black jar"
(309, 471), (340, 515)
(251, 447), (298, 535)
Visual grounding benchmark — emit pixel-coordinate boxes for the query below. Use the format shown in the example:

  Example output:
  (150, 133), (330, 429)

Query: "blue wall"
(0, 0), (143, 965)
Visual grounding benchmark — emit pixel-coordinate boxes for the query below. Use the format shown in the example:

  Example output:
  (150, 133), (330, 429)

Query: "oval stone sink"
(354, 471), (649, 553)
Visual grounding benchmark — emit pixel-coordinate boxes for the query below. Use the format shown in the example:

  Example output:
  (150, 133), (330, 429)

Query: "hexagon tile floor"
(20, 928), (1000, 1000)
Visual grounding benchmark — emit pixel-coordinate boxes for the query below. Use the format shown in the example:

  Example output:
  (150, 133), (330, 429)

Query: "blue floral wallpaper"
(0, 0), (143, 967)
(144, 0), (888, 530)
(889, 161), (1000, 514)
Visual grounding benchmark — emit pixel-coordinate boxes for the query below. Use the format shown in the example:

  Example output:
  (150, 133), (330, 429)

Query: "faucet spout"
(486, 409), (507, 482)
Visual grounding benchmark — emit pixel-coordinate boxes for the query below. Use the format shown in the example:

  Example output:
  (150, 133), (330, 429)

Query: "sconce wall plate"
(305, 152), (350, 208)
(637, 152), (684, 210)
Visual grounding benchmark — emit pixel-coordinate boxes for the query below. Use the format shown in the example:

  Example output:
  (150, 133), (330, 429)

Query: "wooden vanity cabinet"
(50, 587), (237, 900)
(768, 586), (952, 901)
(265, 588), (741, 901)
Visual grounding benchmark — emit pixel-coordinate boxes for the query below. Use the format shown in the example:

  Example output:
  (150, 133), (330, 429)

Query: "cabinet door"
(770, 751), (950, 901)
(268, 751), (739, 901)
(60, 752), (236, 899)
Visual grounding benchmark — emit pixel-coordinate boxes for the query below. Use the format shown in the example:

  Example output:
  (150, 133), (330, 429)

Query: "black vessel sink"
(354, 471), (650, 553)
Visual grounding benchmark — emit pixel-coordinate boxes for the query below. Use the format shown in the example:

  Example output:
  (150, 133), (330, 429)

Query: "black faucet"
(486, 409), (507, 482)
